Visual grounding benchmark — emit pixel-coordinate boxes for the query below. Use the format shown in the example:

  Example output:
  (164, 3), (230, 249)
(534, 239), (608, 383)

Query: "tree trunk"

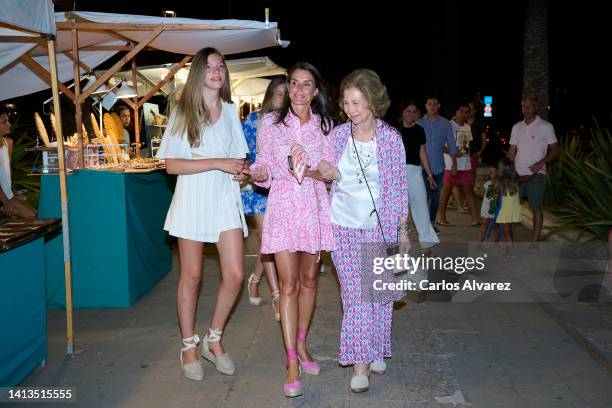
(523, 0), (550, 120)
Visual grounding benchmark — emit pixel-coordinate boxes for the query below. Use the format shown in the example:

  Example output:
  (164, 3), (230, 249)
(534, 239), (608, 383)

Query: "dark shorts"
(519, 173), (546, 210)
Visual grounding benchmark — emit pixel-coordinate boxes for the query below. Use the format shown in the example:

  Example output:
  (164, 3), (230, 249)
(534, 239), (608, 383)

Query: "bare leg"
(297, 251), (320, 362)
(354, 363), (370, 375)
(208, 228), (244, 357)
(436, 184), (453, 223)
(451, 186), (462, 211)
(177, 238), (204, 364)
(503, 223), (513, 242)
(275, 251), (300, 384)
(248, 215), (266, 300)
(479, 218), (491, 242)
(532, 209), (543, 242)
(254, 214), (279, 295)
(463, 186), (480, 224)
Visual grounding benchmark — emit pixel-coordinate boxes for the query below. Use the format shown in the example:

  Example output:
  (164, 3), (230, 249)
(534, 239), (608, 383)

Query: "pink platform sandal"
(297, 328), (320, 375)
(283, 348), (303, 398)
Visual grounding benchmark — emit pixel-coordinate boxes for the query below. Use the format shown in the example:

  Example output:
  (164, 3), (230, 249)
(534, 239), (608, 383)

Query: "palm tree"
(522, 0), (549, 120)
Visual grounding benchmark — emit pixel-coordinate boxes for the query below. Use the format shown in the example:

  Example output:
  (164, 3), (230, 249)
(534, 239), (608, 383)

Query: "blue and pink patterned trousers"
(331, 224), (393, 366)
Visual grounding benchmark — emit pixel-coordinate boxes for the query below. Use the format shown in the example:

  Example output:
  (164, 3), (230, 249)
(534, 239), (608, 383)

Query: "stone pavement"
(15, 209), (612, 408)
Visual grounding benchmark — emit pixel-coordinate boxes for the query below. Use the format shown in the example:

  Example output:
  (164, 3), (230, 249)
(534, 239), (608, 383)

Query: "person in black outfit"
(399, 101), (439, 247)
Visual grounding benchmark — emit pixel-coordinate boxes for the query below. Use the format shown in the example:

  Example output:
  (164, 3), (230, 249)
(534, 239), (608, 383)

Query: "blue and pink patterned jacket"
(329, 119), (408, 241)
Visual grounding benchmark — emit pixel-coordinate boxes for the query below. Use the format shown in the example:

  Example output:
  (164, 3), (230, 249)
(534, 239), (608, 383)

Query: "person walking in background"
(241, 77), (286, 321)
(507, 96), (559, 242)
(417, 96), (457, 225)
(494, 158), (522, 242)
(467, 101), (487, 186)
(250, 62), (336, 398)
(436, 103), (480, 227)
(318, 69), (409, 393)
(399, 100), (439, 248)
(156, 47), (249, 381)
(478, 166), (499, 242)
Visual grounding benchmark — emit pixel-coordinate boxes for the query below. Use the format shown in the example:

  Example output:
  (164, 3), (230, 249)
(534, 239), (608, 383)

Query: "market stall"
(0, 218), (60, 387)
(1, 7), (288, 360)
(39, 169), (172, 308)
(19, 11), (288, 309)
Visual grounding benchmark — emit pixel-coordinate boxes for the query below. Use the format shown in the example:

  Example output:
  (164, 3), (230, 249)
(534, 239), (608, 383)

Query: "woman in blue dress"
(241, 76), (287, 321)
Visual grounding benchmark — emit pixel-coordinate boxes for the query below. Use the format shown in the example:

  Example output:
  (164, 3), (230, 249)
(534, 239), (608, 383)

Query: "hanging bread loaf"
(49, 112), (60, 142)
(34, 112), (51, 147)
(90, 112), (102, 141)
(81, 124), (89, 145)
(103, 112), (124, 164)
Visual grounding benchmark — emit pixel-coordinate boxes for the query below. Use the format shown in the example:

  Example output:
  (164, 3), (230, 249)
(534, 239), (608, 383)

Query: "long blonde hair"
(495, 157), (519, 196)
(171, 47), (232, 147)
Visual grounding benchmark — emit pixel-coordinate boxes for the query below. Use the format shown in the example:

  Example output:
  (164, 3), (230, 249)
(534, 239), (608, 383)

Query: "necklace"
(350, 137), (376, 184)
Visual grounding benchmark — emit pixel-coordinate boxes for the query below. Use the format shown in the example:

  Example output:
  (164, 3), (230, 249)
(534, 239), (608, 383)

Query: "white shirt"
(445, 121), (473, 171)
(0, 138), (13, 200)
(509, 116), (557, 176)
(331, 139), (380, 229)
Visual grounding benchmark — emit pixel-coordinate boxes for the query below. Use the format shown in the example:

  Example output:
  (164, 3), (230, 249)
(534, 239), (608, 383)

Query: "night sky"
(18, 1), (612, 136)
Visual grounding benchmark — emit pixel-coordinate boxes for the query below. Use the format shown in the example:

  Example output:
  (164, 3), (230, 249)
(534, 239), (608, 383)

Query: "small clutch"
(289, 143), (310, 184)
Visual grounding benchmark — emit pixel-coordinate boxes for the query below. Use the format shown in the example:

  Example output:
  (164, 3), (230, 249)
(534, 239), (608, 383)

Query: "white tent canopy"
(0, 11), (288, 102)
(0, 0), (56, 36)
(0, 0), (56, 74)
(105, 56), (286, 99)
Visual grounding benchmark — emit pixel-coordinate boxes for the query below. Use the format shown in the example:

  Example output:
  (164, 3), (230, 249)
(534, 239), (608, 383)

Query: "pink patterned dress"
(252, 110), (336, 254)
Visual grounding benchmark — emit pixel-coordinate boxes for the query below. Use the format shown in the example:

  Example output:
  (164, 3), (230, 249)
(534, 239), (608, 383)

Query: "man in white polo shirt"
(508, 97), (559, 242)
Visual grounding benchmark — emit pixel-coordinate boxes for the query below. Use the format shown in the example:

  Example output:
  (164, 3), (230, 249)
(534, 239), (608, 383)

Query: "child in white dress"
(156, 47), (249, 381)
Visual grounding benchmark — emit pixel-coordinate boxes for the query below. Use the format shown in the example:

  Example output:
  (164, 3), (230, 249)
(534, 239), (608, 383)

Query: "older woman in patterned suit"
(318, 69), (409, 393)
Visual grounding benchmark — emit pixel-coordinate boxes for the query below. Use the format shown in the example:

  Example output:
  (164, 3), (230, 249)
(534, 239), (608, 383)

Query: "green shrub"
(548, 119), (612, 241)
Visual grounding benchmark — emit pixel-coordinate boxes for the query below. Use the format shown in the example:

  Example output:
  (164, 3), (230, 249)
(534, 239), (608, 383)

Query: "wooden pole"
(77, 26), (165, 105)
(131, 57), (140, 158)
(71, 25), (84, 168)
(47, 38), (75, 355)
(137, 56), (191, 108)
(18, 55), (76, 101)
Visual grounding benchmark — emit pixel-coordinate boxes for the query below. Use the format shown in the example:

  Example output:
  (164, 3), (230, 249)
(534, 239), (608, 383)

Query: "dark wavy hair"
(276, 62), (334, 135)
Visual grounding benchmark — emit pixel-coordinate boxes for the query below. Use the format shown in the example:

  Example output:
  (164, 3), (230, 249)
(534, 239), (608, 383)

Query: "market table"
(38, 169), (174, 308)
(0, 218), (60, 387)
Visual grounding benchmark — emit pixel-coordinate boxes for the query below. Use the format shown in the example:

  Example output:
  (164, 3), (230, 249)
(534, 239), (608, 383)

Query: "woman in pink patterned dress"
(250, 62), (336, 398)
(318, 69), (410, 393)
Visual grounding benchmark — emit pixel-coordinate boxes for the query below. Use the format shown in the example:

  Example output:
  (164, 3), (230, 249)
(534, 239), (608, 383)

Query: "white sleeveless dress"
(155, 102), (249, 242)
(0, 138), (13, 200)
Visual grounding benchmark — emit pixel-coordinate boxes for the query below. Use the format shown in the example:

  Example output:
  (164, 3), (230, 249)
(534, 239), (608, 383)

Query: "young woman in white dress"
(156, 47), (249, 381)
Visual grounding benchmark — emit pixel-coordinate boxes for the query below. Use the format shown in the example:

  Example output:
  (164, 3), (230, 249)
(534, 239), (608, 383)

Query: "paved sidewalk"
(16, 210), (612, 407)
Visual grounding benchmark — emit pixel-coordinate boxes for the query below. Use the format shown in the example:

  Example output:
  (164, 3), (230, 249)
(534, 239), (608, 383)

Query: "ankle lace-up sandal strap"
(207, 328), (222, 343)
(181, 334), (200, 352)
(248, 272), (262, 284)
(180, 335), (204, 381)
(296, 328), (320, 375)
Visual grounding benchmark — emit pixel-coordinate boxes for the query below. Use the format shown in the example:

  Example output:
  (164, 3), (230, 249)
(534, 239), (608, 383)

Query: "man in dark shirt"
(399, 101), (439, 246)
